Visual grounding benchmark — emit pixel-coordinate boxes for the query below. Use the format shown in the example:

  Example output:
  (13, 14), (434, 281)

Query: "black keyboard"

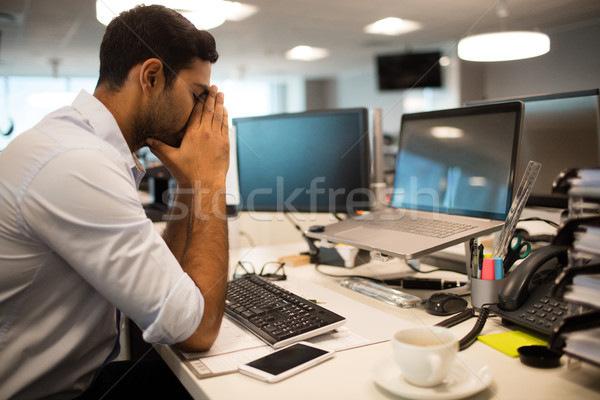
(225, 275), (346, 348)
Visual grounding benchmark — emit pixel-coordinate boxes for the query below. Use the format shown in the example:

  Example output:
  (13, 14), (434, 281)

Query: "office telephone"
(489, 245), (590, 337)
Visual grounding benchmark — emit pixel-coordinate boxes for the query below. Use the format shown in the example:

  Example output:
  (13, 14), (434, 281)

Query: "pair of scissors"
(503, 233), (531, 272)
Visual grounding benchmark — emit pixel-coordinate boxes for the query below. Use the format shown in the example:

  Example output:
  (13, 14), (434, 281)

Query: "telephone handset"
(490, 245), (574, 336)
(498, 246), (567, 311)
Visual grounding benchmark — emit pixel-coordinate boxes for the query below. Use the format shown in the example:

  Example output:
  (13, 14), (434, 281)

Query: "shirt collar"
(72, 90), (146, 185)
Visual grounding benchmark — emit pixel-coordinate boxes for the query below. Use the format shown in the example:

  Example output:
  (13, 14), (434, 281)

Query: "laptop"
(306, 101), (524, 260)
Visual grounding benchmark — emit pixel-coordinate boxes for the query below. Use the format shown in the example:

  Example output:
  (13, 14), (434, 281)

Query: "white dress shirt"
(0, 90), (204, 399)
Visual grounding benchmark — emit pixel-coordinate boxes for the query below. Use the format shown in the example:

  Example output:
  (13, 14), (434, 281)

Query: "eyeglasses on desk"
(233, 261), (287, 281)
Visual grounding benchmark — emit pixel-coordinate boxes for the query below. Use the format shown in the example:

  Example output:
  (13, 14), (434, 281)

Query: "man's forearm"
(162, 183), (194, 263)
(175, 180), (229, 351)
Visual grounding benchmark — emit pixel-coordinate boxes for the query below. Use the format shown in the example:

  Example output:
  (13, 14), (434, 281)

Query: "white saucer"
(372, 355), (493, 400)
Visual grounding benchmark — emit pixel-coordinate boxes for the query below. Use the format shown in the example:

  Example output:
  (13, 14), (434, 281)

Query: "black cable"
(514, 228), (555, 244)
(458, 307), (491, 351)
(282, 212), (320, 257)
(435, 308), (475, 328)
(283, 212), (303, 232)
(314, 264), (361, 277)
(519, 216), (560, 229)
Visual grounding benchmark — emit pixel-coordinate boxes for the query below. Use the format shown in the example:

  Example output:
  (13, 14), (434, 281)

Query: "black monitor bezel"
(392, 101), (524, 221)
(466, 89), (600, 209)
(233, 108), (371, 214)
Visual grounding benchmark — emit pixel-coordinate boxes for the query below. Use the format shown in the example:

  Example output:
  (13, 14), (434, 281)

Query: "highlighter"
(494, 257), (504, 280)
(481, 258), (496, 280)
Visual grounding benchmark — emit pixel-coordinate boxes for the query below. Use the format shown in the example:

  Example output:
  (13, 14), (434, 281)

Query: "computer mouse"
(425, 292), (468, 316)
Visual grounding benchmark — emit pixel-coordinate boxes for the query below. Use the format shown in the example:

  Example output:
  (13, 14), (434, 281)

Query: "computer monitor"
(138, 137), (240, 219)
(233, 108), (371, 214)
(467, 89), (600, 208)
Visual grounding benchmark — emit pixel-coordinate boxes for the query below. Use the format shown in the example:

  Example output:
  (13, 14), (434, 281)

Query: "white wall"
(333, 48), (461, 136)
(331, 20), (600, 128)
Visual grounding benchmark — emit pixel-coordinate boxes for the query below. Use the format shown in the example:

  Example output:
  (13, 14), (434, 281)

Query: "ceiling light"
(439, 56), (451, 67)
(458, 31), (550, 62)
(285, 46), (330, 61)
(221, 2), (258, 21)
(179, 8), (226, 30)
(364, 17), (421, 36)
(96, 0), (256, 29)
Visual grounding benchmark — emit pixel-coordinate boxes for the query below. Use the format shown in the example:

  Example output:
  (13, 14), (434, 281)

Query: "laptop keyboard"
(371, 217), (475, 238)
(225, 275), (346, 348)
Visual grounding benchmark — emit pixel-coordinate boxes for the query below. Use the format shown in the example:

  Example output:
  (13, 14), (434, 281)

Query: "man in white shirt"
(0, 5), (228, 399)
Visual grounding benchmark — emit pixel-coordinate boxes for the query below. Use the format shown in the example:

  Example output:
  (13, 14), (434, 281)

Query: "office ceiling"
(1, 0), (600, 80)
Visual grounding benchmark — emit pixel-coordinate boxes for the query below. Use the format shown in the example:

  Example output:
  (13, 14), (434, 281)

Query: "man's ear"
(140, 58), (164, 96)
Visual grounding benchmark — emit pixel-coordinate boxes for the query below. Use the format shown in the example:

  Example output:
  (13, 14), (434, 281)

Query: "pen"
(382, 277), (467, 290)
(478, 244), (484, 279)
(469, 238), (477, 278)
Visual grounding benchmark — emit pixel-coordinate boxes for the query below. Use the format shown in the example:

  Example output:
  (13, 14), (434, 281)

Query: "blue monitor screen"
(234, 108), (371, 213)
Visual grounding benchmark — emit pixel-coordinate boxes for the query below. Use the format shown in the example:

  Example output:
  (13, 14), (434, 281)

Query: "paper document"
(185, 326), (369, 378)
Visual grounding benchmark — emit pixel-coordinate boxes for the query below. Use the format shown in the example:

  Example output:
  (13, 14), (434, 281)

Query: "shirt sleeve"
(19, 149), (203, 344)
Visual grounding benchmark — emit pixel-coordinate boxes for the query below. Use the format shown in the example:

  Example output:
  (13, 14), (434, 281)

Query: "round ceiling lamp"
(458, 31), (550, 62)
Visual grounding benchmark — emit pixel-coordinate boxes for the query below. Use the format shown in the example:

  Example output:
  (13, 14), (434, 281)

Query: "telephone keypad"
(491, 280), (593, 337)
(513, 295), (575, 333)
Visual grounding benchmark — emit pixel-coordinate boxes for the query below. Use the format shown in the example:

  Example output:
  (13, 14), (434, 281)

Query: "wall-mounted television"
(376, 51), (442, 90)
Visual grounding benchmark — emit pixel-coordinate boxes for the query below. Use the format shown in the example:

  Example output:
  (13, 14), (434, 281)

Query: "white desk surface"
(157, 242), (600, 400)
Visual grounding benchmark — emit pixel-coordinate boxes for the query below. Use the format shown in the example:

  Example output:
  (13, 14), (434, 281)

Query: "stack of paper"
(568, 168), (600, 200)
(564, 274), (600, 308)
(552, 168), (600, 366)
(563, 327), (600, 366)
(573, 226), (600, 257)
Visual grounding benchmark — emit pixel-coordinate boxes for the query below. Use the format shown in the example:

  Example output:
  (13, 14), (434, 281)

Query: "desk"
(157, 242), (600, 400)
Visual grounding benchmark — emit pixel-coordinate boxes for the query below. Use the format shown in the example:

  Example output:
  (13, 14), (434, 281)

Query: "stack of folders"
(551, 168), (600, 366)
(562, 225), (600, 365)
(565, 168), (600, 220)
(564, 225), (600, 307)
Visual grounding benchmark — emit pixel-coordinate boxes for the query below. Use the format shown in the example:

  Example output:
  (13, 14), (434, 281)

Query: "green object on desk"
(478, 330), (548, 357)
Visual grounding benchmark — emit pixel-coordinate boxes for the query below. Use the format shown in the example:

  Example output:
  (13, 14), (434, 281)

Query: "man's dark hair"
(97, 4), (219, 90)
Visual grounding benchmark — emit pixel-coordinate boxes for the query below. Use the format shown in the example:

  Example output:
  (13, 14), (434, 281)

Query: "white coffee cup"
(392, 326), (458, 387)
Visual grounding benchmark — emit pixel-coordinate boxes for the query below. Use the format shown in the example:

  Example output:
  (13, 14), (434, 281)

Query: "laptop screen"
(391, 102), (523, 221)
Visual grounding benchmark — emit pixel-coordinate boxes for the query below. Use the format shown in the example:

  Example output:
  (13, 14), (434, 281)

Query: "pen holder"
(471, 277), (506, 308)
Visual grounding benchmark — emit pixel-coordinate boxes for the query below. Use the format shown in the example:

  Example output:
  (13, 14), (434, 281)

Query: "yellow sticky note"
(478, 331), (548, 357)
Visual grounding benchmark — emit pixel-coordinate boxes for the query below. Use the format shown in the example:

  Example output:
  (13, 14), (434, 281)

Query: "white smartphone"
(238, 342), (335, 383)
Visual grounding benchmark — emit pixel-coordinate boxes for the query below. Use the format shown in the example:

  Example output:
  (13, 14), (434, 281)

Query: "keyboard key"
(371, 217), (475, 238)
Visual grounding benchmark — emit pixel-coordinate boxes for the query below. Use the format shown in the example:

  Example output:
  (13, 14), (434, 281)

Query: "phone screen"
(246, 343), (329, 376)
